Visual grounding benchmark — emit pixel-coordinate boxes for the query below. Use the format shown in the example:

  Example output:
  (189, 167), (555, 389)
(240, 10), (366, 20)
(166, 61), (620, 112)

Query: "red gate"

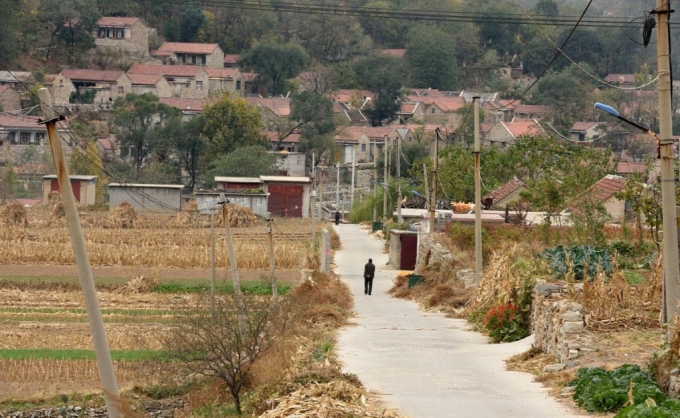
(267, 184), (303, 217)
(400, 234), (418, 270)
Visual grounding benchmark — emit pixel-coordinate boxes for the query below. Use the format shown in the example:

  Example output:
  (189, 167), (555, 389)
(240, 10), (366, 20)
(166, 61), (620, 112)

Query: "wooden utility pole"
(429, 129), (439, 233)
(220, 193), (246, 338)
(473, 96), (482, 284)
(38, 88), (122, 418)
(655, 0), (680, 323)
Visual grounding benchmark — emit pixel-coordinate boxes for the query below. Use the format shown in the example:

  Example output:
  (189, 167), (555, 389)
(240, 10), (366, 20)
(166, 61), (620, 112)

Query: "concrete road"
(334, 224), (585, 418)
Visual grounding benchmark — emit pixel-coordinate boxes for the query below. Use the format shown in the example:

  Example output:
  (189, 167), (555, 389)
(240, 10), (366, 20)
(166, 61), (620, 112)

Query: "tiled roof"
(485, 99), (520, 111)
(0, 71), (31, 82)
(431, 97), (466, 112)
(570, 122), (599, 132)
(128, 64), (202, 77)
(408, 88), (445, 97)
(242, 72), (257, 82)
(97, 137), (116, 150)
(127, 73), (163, 85)
(61, 69), (124, 82)
(480, 123), (493, 133)
(515, 104), (553, 115)
(246, 97), (291, 117)
(155, 42), (219, 55)
(263, 131), (300, 143)
(588, 175), (627, 203)
(205, 68), (239, 79)
(483, 178), (524, 204)
(504, 120), (545, 138)
(398, 102), (419, 114)
(0, 85), (11, 94)
(159, 97), (209, 111)
(224, 54), (240, 64)
(0, 113), (68, 130)
(604, 74), (636, 84)
(97, 17), (141, 27)
(331, 89), (374, 103)
(378, 49), (406, 58)
(617, 161), (647, 174)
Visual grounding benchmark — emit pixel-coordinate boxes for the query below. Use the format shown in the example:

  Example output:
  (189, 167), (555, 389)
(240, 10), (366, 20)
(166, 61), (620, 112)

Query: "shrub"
(615, 399), (680, 417)
(483, 303), (528, 343)
(571, 364), (667, 413)
(541, 244), (612, 280)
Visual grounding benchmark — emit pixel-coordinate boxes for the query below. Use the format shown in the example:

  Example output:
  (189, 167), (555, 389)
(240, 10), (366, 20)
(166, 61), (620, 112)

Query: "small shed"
(389, 230), (418, 270)
(214, 177), (263, 190)
(108, 183), (184, 212)
(195, 190), (268, 218)
(261, 176), (310, 218)
(43, 175), (97, 206)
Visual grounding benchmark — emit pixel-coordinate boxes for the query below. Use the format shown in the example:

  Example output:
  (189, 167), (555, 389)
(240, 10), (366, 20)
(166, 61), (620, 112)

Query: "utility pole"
(396, 136), (402, 223)
(336, 162), (340, 213)
(429, 129), (439, 234)
(372, 141), (377, 223)
(210, 208), (216, 318)
(220, 193), (246, 338)
(383, 145), (388, 219)
(423, 163), (429, 211)
(655, 0), (680, 323)
(267, 217), (277, 306)
(473, 96), (482, 284)
(319, 165), (324, 222)
(38, 88), (122, 418)
(350, 148), (356, 212)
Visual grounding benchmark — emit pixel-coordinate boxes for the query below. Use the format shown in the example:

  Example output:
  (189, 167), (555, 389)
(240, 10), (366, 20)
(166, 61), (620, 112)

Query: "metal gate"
(400, 234), (417, 270)
(267, 184), (303, 217)
(50, 179), (81, 202)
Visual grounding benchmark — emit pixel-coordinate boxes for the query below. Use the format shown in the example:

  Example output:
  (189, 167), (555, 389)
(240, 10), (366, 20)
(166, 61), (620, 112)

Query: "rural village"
(3, 0), (680, 417)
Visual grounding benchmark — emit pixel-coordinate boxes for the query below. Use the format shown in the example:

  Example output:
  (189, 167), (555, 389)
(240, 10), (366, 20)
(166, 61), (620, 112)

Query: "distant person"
(335, 211), (341, 226)
(364, 258), (375, 295)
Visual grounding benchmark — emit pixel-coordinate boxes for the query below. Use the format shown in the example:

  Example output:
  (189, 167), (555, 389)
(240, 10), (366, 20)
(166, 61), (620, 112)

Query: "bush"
(571, 364), (667, 413)
(541, 244), (612, 280)
(483, 303), (528, 343)
(610, 240), (657, 270)
(615, 399), (680, 417)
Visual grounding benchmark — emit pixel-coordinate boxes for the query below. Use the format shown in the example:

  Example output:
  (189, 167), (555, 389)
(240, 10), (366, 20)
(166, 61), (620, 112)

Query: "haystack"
(216, 204), (257, 228)
(175, 200), (198, 225)
(117, 275), (158, 294)
(0, 202), (28, 227)
(109, 202), (138, 228)
(50, 201), (65, 220)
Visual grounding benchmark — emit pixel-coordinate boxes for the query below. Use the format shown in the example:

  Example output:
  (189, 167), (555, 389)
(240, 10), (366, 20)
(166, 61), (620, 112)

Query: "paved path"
(334, 224), (585, 418)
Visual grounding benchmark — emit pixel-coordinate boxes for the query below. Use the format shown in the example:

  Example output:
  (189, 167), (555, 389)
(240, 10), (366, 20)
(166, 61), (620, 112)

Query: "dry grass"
(109, 201), (138, 228)
(0, 202), (28, 227)
(388, 271), (473, 314)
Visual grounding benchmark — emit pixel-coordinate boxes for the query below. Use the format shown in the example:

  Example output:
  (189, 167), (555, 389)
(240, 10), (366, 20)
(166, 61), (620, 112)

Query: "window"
(431, 108), (436, 114)
(35, 132), (45, 145)
(8, 132), (16, 144)
(107, 29), (113, 38)
(98, 28), (106, 38)
(20, 132), (31, 145)
(196, 81), (202, 90)
(236, 80), (241, 90)
(191, 55), (197, 64)
(118, 86), (124, 95)
(361, 144), (366, 152)
(117, 29), (124, 38)
(201, 55), (206, 65)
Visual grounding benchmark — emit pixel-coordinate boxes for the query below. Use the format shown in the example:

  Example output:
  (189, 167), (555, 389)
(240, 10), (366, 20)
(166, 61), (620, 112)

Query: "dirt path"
(0, 264), (301, 282)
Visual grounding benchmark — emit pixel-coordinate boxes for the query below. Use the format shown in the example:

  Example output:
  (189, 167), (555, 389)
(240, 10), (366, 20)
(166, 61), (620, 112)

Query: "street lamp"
(595, 101), (679, 323)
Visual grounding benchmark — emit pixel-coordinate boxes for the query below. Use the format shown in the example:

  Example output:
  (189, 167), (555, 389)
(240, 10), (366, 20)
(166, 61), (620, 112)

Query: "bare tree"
(163, 293), (288, 414)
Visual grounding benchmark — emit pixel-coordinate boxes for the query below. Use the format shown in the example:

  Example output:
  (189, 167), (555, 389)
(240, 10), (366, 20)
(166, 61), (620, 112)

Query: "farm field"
(0, 207), (318, 404)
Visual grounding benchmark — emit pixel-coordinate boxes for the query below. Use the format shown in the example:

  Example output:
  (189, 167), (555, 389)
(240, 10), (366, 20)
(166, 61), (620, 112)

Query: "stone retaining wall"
(532, 280), (594, 368)
(0, 399), (186, 418)
(415, 231), (453, 272)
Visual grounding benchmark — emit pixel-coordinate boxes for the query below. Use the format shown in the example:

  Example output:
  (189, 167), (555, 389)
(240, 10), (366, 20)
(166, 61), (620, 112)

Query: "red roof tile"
(0, 113), (69, 130)
(590, 176), (627, 201)
(127, 73), (163, 85)
(431, 97), (466, 112)
(571, 122), (599, 132)
(483, 178), (525, 204)
(604, 74), (636, 84)
(263, 131), (300, 143)
(159, 97), (210, 111)
(224, 54), (240, 64)
(205, 68), (238, 79)
(155, 42), (220, 55)
(504, 120), (545, 138)
(515, 104), (553, 115)
(246, 97), (291, 117)
(399, 102), (419, 114)
(128, 64), (202, 77)
(97, 17), (141, 27)
(61, 69), (124, 82)
(617, 161), (647, 174)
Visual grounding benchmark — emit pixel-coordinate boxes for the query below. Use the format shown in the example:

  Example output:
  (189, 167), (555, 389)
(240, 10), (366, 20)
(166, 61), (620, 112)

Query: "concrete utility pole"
(383, 146), (388, 219)
(38, 88), (122, 418)
(220, 193), (246, 338)
(336, 162), (340, 212)
(319, 165), (324, 221)
(372, 141), (377, 223)
(423, 163), (429, 211)
(473, 96), (483, 284)
(267, 217), (277, 306)
(655, 0), (680, 323)
(396, 136), (403, 223)
(350, 149), (356, 212)
(429, 129), (440, 233)
(210, 209), (216, 318)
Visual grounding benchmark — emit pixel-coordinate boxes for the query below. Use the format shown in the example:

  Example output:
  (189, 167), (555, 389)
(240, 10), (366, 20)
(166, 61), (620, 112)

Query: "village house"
(52, 69), (132, 105)
(43, 175), (97, 206)
(152, 42), (224, 69)
(332, 102), (368, 126)
(96, 135), (118, 162)
(265, 131), (300, 152)
(483, 100), (520, 123)
(223, 54), (239, 68)
(128, 73), (172, 97)
(0, 114), (72, 165)
(0, 71), (32, 90)
(396, 102), (424, 124)
(0, 86), (21, 112)
(159, 97), (211, 120)
(127, 64), (210, 99)
(482, 178), (526, 209)
(95, 17), (150, 58)
(569, 122), (602, 142)
(483, 119), (547, 148)
(569, 175), (628, 223)
(205, 68), (244, 95)
(604, 74), (637, 87)
(246, 97), (291, 128)
(420, 97), (466, 127)
(514, 104), (554, 121)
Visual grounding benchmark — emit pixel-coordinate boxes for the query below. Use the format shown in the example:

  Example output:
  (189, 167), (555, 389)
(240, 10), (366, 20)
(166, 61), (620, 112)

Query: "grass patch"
(0, 349), (166, 361)
(154, 281), (291, 295)
(0, 307), (179, 316)
(623, 270), (647, 285)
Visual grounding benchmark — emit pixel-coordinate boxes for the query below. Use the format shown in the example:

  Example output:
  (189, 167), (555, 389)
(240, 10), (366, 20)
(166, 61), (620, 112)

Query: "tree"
(202, 93), (266, 158)
(160, 115), (205, 191)
(1, 161), (18, 200)
(353, 54), (405, 126)
(205, 146), (276, 184)
(38, 0), (100, 63)
(164, 3), (206, 42)
(406, 24), (459, 90)
(359, 1), (402, 47)
(534, 0), (559, 17)
(297, 63), (338, 94)
(69, 139), (107, 205)
(616, 172), (660, 247)
(110, 93), (181, 180)
(275, 91), (336, 148)
(238, 42), (308, 96)
(163, 293), (288, 415)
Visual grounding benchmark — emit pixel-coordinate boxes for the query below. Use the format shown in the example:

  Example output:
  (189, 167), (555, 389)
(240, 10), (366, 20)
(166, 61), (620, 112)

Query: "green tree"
(69, 139), (107, 205)
(160, 115), (205, 191)
(238, 42), (308, 96)
(1, 161), (18, 199)
(534, 0), (559, 16)
(205, 146), (275, 183)
(39, 0), (100, 62)
(616, 172), (660, 247)
(406, 24), (459, 90)
(353, 54), (405, 126)
(110, 93), (181, 180)
(359, 1), (401, 47)
(274, 91), (336, 148)
(202, 92), (266, 158)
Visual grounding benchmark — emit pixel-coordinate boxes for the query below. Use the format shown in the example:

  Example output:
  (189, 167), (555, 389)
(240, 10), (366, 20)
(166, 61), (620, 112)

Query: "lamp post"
(595, 101), (679, 323)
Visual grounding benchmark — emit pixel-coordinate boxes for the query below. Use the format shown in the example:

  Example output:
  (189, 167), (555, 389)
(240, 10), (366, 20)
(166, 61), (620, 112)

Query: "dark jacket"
(364, 262), (375, 279)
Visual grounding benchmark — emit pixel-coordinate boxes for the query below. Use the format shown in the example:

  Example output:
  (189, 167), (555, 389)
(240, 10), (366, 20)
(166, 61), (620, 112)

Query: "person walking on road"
(335, 211), (341, 226)
(364, 258), (375, 295)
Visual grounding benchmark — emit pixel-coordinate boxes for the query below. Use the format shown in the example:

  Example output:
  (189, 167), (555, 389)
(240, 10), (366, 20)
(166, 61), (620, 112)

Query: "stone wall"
(0, 399), (186, 418)
(415, 230), (453, 272)
(532, 280), (594, 369)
